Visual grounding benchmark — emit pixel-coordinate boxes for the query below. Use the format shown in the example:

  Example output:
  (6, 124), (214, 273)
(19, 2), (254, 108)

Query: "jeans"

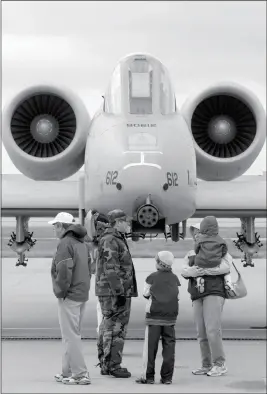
(193, 295), (225, 367)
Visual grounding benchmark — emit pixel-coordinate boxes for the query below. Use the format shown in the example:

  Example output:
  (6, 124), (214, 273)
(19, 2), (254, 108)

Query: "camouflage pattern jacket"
(95, 227), (138, 297)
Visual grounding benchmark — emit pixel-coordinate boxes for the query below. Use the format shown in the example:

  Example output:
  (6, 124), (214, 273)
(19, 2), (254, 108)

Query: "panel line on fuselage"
(123, 150), (163, 169)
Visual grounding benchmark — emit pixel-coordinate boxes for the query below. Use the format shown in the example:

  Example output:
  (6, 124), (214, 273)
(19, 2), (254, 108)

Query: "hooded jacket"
(95, 227), (138, 297)
(194, 216), (228, 268)
(51, 224), (91, 302)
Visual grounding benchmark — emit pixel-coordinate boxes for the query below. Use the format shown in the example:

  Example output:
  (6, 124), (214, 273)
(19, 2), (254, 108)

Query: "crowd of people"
(49, 209), (234, 385)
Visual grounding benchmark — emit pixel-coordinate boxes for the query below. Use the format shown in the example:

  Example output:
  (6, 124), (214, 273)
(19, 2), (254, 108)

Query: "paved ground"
(2, 258), (266, 339)
(2, 219), (266, 258)
(2, 340), (266, 393)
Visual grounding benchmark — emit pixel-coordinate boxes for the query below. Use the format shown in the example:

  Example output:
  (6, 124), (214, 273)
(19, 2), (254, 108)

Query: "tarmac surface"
(2, 218), (266, 259)
(2, 258), (266, 339)
(2, 339), (266, 393)
(2, 220), (267, 393)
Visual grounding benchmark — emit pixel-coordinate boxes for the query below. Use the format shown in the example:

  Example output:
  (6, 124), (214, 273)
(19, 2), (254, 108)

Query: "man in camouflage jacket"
(95, 209), (138, 378)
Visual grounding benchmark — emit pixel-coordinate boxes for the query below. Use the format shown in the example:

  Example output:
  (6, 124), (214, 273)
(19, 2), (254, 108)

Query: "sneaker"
(62, 375), (91, 385)
(109, 368), (131, 378)
(160, 378), (172, 384)
(207, 364), (227, 377)
(192, 366), (212, 375)
(136, 377), (154, 384)
(54, 373), (67, 382)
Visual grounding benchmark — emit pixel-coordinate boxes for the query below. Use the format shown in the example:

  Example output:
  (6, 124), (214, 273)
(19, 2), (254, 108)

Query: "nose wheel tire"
(137, 205), (159, 228)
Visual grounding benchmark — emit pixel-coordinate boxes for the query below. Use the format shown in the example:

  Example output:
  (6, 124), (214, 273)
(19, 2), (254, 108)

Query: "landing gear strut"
(165, 221), (187, 242)
(233, 217), (263, 267)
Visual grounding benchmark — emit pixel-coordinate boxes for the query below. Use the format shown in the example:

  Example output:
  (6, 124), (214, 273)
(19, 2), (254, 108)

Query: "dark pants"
(142, 325), (176, 382)
(97, 296), (131, 372)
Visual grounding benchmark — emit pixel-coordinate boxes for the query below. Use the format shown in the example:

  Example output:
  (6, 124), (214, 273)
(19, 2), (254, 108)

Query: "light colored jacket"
(182, 250), (232, 278)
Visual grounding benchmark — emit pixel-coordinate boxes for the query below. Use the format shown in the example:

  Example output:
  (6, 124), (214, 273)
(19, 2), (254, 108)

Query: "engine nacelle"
(181, 83), (266, 181)
(2, 86), (91, 180)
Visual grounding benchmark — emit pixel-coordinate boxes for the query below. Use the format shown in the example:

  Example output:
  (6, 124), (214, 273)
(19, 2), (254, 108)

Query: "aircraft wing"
(2, 173), (266, 218)
(194, 176), (266, 218)
(2, 174), (79, 217)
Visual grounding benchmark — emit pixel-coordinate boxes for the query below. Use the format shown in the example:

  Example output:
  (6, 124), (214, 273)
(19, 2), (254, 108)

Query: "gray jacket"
(51, 224), (91, 302)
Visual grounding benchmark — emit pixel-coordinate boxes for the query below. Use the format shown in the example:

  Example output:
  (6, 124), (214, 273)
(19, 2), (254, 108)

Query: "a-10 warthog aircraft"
(2, 53), (266, 267)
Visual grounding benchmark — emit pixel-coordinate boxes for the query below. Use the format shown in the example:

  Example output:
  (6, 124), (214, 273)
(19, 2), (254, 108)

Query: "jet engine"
(2, 86), (91, 180)
(181, 83), (266, 181)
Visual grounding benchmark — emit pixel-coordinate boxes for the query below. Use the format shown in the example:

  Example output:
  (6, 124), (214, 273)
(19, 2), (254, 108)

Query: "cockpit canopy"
(104, 53), (176, 116)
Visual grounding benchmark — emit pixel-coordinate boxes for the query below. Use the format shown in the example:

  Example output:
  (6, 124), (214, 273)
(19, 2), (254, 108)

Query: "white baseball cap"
(48, 212), (75, 225)
(156, 251), (175, 267)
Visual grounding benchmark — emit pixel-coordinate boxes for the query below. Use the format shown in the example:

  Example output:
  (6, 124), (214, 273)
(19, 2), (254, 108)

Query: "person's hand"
(195, 268), (206, 276)
(116, 295), (126, 307)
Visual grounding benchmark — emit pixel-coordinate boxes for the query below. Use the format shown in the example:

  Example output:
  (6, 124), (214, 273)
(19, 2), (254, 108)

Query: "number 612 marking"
(106, 171), (118, 185)
(166, 172), (178, 186)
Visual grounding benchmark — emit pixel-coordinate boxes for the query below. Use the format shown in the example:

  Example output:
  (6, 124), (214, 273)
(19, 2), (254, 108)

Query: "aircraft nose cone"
(208, 116), (237, 144)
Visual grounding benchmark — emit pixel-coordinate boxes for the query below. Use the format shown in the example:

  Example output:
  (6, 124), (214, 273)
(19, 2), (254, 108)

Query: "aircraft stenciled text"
(127, 123), (157, 128)
(166, 172), (178, 186)
(106, 171), (118, 185)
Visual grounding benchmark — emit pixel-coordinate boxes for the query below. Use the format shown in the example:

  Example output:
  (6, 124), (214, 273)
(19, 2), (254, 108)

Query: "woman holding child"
(182, 216), (233, 377)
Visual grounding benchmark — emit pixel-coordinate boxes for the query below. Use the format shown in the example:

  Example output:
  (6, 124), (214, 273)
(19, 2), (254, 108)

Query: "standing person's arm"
(143, 275), (152, 299)
(54, 241), (74, 298)
(100, 237), (124, 296)
(84, 240), (94, 275)
(181, 255), (231, 278)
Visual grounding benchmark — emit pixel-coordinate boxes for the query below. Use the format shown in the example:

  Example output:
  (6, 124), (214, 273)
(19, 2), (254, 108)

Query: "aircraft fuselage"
(84, 53), (197, 228)
(84, 113), (197, 225)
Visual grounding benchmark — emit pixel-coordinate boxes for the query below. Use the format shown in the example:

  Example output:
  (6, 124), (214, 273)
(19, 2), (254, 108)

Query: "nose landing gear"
(165, 221), (187, 242)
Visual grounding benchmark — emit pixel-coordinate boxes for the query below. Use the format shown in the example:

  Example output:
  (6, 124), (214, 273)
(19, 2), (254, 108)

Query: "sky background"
(2, 1), (266, 175)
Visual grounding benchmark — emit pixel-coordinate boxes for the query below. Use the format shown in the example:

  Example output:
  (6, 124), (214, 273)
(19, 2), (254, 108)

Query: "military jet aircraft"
(2, 53), (266, 267)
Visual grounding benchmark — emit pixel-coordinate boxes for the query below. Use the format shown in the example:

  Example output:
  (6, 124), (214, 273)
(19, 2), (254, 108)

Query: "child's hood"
(200, 216), (219, 236)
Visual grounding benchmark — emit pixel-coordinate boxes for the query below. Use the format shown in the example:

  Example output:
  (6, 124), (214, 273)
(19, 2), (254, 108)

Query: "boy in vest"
(136, 251), (180, 385)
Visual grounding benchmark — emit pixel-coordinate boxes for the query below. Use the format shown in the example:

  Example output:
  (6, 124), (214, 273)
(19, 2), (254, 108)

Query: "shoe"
(62, 375), (91, 385)
(100, 368), (109, 376)
(192, 366), (212, 375)
(136, 377), (154, 384)
(54, 373), (68, 382)
(160, 378), (172, 384)
(95, 362), (109, 376)
(207, 364), (227, 377)
(109, 368), (131, 378)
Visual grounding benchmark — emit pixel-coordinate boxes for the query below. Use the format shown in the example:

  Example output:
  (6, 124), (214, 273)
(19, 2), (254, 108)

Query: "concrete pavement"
(2, 340), (266, 393)
(2, 258), (266, 339)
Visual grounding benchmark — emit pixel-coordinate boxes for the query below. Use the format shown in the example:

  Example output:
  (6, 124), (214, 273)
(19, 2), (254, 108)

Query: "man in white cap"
(136, 251), (180, 385)
(49, 212), (91, 385)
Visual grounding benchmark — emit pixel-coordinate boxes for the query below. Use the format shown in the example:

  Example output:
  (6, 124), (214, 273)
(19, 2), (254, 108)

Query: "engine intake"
(3, 86), (91, 180)
(11, 94), (77, 158)
(192, 95), (256, 158)
(181, 83), (266, 181)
